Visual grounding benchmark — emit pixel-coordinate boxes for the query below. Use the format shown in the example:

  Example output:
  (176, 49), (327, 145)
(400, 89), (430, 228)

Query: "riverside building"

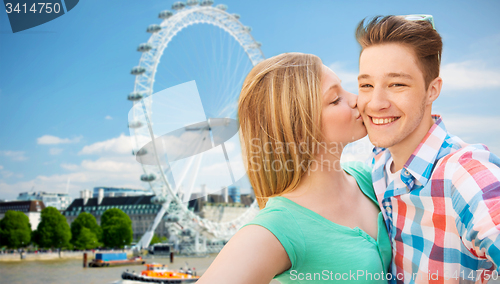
(17, 191), (72, 211)
(0, 200), (46, 230)
(91, 187), (152, 198)
(64, 189), (168, 240)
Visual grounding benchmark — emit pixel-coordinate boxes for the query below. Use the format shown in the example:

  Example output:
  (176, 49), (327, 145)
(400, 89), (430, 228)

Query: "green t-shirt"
(243, 162), (392, 283)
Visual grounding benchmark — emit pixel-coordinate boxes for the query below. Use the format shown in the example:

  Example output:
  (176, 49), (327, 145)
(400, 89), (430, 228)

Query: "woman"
(197, 53), (391, 283)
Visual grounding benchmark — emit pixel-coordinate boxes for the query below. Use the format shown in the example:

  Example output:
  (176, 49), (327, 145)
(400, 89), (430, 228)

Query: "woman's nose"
(348, 92), (358, 109)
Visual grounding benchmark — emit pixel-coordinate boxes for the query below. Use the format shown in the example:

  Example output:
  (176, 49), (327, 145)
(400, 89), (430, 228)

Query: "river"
(0, 254), (281, 284)
(0, 254), (214, 284)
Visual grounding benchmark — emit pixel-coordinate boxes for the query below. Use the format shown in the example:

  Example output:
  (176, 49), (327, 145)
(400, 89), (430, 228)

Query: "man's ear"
(426, 76), (442, 105)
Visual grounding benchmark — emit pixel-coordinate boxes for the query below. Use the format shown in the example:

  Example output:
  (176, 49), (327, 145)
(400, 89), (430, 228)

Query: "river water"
(0, 254), (280, 284)
(0, 254), (217, 284)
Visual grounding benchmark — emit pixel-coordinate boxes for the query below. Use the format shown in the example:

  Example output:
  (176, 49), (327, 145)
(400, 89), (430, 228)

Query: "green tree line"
(0, 207), (135, 250)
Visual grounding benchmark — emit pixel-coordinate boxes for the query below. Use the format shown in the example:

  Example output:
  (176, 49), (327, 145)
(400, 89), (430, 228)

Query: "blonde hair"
(238, 53), (323, 209)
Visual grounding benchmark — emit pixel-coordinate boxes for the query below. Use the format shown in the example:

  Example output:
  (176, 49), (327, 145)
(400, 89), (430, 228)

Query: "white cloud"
(49, 148), (63, 155)
(105, 115), (113, 120)
(0, 170), (23, 179)
(1, 171), (13, 178)
(441, 114), (500, 156)
(0, 151), (27, 161)
(62, 156), (140, 174)
(0, 134), (152, 200)
(81, 158), (138, 173)
(200, 162), (232, 177)
(328, 62), (359, 93)
(61, 163), (79, 171)
(0, 165), (3, 170)
(37, 135), (82, 145)
(79, 134), (134, 155)
(441, 61), (500, 90)
(0, 158), (145, 200)
(223, 141), (235, 153)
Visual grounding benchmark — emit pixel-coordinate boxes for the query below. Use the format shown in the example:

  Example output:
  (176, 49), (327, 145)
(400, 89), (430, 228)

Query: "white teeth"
(372, 117), (397, 125)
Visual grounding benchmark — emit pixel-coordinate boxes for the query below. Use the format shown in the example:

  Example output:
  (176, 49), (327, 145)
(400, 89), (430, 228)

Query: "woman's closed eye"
(330, 96), (342, 105)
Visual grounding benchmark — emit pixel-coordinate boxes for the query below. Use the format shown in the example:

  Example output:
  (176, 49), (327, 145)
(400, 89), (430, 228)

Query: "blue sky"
(0, 0), (499, 200)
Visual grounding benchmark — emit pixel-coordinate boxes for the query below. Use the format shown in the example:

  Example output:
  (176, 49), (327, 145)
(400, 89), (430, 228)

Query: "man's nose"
(367, 87), (390, 111)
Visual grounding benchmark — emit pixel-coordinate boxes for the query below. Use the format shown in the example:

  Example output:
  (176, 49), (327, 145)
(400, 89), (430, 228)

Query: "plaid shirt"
(371, 115), (500, 283)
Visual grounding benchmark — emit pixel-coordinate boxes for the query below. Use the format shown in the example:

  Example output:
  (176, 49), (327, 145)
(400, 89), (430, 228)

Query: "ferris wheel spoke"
(182, 152), (203, 203)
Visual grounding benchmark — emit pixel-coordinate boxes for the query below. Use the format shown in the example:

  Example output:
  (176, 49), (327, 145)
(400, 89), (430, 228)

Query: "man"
(356, 15), (500, 283)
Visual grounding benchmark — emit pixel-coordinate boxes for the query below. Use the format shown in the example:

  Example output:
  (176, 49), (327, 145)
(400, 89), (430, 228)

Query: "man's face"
(357, 43), (430, 149)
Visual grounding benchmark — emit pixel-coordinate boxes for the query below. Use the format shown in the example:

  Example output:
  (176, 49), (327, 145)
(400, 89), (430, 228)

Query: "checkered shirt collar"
(372, 115), (447, 190)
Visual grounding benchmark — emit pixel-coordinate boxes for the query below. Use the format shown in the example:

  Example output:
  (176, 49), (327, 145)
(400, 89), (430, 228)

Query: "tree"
(34, 207), (71, 249)
(101, 208), (132, 249)
(149, 234), (168, 246)
(71, 212), (101, 249)
(74, 227), (99, 250)
(0, 211), (31, 249)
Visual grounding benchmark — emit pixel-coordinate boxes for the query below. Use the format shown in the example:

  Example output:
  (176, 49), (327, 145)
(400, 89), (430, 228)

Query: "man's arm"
(449, 147), (500, 266)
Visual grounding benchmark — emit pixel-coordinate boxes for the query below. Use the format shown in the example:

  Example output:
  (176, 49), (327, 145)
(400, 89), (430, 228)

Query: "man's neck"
(388, 115), (435, 173)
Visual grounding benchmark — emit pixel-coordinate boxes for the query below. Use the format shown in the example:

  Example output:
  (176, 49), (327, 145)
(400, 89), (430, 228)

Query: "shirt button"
(403, 169), (411, 176)
(386, 207), (392, 214)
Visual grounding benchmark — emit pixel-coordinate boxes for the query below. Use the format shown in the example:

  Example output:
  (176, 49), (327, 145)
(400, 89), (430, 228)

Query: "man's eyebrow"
(357, 73), (413, 80)
(387, 72), (413, 79)
(358, 74), (370, 80)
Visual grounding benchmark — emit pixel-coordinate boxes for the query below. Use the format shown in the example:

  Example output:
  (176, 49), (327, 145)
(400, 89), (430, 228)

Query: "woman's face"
(320, 65), (367, 149)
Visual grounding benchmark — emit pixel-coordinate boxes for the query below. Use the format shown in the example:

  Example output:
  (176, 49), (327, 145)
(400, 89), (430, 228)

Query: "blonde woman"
(198, 53), (391, 284)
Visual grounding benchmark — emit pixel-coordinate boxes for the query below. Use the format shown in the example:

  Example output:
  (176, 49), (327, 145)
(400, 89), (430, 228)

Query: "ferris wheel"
(127, 0), (264, 251)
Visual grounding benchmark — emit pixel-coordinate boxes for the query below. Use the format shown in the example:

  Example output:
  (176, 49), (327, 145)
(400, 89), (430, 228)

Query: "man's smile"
(368, 116), (400, 125)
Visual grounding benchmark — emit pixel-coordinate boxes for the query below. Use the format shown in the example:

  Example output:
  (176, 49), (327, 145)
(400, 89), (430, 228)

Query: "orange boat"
(121, 263), (199, 283)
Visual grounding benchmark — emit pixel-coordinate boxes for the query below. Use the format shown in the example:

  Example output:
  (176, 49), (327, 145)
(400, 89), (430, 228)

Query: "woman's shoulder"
(342, 161), (372, 184)
(342, 161), (376, 201)
(246, 197), (298, 227)
(342, 160), (372, 176)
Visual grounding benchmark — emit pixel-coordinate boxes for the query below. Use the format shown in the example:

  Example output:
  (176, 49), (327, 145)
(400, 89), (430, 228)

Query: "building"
(64, 187), (256, 241)
(228, 186), (241, 203)
(0, 200), (46, 230)
(91, 187), (152, 198)
(192, 193), (255, 223)
(64, 190), (167, 240)
(17, 191), (72, 211)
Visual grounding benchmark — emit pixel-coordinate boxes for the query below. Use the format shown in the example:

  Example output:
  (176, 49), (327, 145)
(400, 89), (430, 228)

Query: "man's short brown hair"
(356, 16), (442, 89)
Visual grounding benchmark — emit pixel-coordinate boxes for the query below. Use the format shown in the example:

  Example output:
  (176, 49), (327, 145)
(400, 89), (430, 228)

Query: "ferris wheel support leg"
(202, 234), (207, 252)
(195, 231), (200, 253)
(221, 143), (236, 184)
(134, 199), (170, 250)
